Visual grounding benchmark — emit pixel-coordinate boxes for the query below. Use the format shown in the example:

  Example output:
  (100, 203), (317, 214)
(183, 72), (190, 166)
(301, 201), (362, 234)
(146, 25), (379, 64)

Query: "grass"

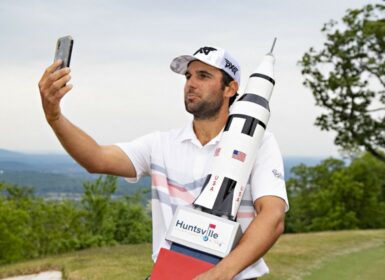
(0, 244), (153, 280)
(304, 244), (385, 280)
(262, 229), (385, 280)
(0, 229), (384, 279)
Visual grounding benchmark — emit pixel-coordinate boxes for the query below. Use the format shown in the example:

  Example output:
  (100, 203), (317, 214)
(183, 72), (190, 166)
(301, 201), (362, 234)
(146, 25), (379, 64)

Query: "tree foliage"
(0, 176), (151, 264)
(81, 175), (117, 246)
(300, 2), (385, 162)
(286, 153), (385, 233)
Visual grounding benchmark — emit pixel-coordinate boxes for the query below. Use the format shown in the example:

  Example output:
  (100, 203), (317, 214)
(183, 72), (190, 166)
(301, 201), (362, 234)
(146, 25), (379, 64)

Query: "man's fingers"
(48, 67), (70, 84)
(57, 84), (73, 99)
(38, 61), (73, 123)
(49, 68), (71, 86)
(44, 83), (73, 112)
(51, 74), (72, 93)
(39, 62), (69, 91)
(40, 60), (62, 82)
(46, 60), (63, 74)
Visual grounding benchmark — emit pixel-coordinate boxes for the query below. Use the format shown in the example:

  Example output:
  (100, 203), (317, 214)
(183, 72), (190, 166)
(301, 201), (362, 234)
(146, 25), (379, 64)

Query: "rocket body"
(193, 54), (276, 220)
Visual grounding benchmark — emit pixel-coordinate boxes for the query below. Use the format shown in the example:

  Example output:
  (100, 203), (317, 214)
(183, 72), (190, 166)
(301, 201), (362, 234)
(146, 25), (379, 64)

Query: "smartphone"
(54, 35), (74, 71)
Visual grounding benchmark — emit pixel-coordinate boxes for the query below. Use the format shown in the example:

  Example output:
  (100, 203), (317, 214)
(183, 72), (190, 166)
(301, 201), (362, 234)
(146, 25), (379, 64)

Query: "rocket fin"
(211, 177), (237, 219)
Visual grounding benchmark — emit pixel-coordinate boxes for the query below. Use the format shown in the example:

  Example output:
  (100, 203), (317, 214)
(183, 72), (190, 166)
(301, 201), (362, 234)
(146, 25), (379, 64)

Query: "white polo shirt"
(116, 122), (288, 279)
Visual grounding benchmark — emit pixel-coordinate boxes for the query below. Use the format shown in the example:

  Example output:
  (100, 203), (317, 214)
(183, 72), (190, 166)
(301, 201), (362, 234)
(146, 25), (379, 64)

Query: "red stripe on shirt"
(236, 212), (255, 219)
(152, 173), (195, 204)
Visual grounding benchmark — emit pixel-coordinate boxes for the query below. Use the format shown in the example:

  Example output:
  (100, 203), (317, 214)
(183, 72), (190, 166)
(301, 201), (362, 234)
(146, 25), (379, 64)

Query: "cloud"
(0, 0), (376, 155)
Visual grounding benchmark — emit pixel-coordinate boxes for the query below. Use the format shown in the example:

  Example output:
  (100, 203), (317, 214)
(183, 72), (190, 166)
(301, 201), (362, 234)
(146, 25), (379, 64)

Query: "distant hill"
(0, 149), (324, 198)
(0, 148), (86, 173)
(0, 149), (150, 198)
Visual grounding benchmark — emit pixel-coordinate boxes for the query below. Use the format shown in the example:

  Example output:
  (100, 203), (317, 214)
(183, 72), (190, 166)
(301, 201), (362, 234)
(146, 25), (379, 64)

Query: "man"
(38, 46), (288, 280)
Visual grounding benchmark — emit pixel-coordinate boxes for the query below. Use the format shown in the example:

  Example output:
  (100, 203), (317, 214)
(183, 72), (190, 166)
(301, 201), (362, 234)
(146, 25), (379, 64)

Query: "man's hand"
(195, 196), (286, 280)
(38, 60), (72, 123)
(193, 264), (233, 280)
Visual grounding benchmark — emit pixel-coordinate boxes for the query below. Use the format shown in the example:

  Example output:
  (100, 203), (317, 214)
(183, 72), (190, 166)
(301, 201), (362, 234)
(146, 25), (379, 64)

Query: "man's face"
(184, 60), (225, 120)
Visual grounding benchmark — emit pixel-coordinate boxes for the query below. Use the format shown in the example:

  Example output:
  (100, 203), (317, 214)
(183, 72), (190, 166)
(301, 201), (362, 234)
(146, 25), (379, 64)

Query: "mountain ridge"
(0, 149), (325, 197)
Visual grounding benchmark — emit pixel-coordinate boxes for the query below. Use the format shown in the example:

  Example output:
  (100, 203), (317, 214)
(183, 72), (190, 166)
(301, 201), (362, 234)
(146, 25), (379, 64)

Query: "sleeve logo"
(272, 169), (284, 180)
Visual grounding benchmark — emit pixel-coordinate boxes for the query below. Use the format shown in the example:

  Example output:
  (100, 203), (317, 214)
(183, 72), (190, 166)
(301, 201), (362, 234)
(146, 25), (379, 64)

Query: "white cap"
(170, 46), (241, 85)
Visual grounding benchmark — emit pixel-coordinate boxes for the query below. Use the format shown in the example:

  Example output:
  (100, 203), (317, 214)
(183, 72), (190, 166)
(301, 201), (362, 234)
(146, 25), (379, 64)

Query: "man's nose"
(185, 76), (197, 89)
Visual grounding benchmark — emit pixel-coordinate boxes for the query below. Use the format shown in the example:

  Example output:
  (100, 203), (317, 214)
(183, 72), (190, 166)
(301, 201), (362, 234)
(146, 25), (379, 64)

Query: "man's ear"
(225, 80), (239, 98)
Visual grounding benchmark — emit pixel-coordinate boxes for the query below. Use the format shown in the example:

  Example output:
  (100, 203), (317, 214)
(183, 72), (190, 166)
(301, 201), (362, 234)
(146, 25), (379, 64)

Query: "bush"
(0, 175), (152, 264)
(285, 153), (385, 232)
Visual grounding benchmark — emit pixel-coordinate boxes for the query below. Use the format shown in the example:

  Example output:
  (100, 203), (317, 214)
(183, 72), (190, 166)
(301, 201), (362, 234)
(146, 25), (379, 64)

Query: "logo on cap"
(194, 47), (217, 56)
(224, 58), (239, 75)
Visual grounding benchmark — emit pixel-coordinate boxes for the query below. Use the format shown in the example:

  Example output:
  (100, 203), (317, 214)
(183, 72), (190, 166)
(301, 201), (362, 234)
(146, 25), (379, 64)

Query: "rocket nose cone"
(254, 54), (275, 78)
(266, 54), (275, 65)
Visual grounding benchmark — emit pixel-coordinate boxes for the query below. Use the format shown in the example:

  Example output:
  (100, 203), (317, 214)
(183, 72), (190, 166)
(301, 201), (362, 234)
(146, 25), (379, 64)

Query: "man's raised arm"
(38, 60), (136, 178)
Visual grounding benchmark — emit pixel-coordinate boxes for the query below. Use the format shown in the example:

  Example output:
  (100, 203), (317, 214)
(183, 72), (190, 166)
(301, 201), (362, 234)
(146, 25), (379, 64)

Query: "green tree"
(0, 183), (89, 263)
(112, 190), (152, 244)
(27, 199), (88, 256)
(285, 154), (385, 232)
(347, 153), (385, 228)
(81, 175), (117, 246)
(0, 183), (34, 263)
(0, 178), (152, 264)
(0, 195), (30, 263)
(300, 2), (385, 162)
(286, 158), (350, 232)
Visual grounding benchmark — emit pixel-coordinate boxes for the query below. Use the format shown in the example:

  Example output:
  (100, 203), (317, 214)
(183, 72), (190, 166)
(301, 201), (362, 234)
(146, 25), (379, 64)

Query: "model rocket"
(151, 39), (277, 280)
(193, 38), (277, 220)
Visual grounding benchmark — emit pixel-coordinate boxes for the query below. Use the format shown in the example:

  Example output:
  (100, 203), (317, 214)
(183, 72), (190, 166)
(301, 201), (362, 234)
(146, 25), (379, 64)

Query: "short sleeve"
(114, 132), (156, 183)
(250, 132), (289, 211)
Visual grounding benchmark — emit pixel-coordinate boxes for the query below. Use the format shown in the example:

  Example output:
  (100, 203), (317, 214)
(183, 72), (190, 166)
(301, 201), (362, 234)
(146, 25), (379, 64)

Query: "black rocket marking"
(199, 174), (212, 193)
(211, 177), (237, 220)
(250, 73), (275, 85)
(195, 176), (238, 220)
(238, 94), (270, 111)
(224, 114), (266, 137)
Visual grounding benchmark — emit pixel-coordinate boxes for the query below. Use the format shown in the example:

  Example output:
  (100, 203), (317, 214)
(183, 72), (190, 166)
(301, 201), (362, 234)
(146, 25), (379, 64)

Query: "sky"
(0, 0), (378, 157)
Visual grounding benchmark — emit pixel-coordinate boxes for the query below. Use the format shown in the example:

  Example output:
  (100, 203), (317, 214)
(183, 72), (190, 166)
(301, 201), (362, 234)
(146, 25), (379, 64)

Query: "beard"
(184, 90), (224, 120)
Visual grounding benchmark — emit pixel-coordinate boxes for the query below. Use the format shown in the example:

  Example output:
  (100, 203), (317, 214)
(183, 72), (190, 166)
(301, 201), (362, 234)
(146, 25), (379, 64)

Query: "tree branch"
(364, 67), (385, 88)
(367, 108), (385, 112)
(365, 145), (385, 163)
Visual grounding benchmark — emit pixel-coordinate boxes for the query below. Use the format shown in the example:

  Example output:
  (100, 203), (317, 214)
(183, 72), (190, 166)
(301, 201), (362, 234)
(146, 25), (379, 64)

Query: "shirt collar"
(177, 121), (222, 147)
